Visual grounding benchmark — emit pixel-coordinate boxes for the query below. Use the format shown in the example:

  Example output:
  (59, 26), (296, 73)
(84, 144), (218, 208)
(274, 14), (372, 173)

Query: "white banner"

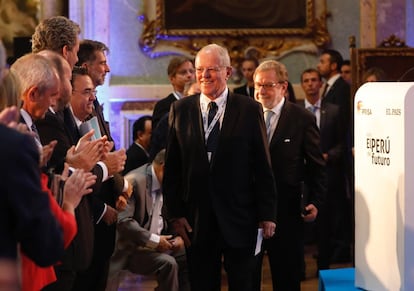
(354, 82), (414, 291)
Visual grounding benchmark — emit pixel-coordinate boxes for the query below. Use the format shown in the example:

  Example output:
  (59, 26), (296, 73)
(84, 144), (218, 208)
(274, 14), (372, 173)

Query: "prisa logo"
(356, 100), (372, 115)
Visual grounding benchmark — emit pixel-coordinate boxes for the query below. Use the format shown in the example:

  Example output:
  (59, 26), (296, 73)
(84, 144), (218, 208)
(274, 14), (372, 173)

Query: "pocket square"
(284, 139), (291, 142)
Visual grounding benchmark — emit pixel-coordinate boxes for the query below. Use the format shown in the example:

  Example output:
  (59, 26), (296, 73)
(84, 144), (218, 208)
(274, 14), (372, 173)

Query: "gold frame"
(139, 0), (330, 64)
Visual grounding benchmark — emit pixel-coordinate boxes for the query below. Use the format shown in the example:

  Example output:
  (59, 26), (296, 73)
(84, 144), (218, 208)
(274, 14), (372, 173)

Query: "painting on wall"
(139, 0), (330, 69)
(0, 0), (39, 59)
(164, 0), (307, 30)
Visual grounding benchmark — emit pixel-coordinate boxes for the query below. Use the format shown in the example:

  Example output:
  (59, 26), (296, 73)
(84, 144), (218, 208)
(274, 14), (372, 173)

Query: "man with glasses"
(151, 56), (195, 130)
(70, 69), (98, 125)
(66, 65), (127, 291)
(164, 44), (277, 291)
(252, 60), (326, 291)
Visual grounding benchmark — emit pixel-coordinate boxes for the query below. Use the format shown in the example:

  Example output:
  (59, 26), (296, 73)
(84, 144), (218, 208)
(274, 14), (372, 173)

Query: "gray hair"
(253, 60), (288, 82)
(11, 54), (58, 96)
(196, 44), (231, 67)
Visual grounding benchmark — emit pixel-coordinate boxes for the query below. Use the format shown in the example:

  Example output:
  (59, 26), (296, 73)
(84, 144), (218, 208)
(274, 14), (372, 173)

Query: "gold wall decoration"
(139, 0), (330, 67)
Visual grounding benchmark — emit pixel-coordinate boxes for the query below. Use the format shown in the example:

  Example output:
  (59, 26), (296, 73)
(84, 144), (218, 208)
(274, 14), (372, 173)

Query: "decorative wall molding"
(139, 0), (330, 67)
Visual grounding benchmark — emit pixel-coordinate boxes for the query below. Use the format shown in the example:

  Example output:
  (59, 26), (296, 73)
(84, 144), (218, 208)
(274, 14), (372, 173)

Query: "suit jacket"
(0, 125), (64, 266)
(267, 101), (326, 233)
(233, 84), (254, 98)
(35, 108), (100, 270)
(149, 112), (169, 161)
(110, 164), (165, 274)
(152, 93), (177, 130)
(36, 108), (105, 214)
(36, 109), (75, 174)
(64, 107), (125, 260)
(322, 76), (351, 129)
(163, 92), (277, 248)
(123, 143), (149, 175)
(298, 100), (346, 196)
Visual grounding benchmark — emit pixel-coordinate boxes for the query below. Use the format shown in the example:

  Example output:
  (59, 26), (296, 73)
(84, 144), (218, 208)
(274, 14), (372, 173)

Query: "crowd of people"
(1, 14), (361, 291)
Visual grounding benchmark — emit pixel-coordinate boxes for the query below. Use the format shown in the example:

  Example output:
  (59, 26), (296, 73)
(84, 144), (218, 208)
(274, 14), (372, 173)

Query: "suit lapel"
(320, 106), (327, 131)
(144, 164), (153, 226)
(269, 101), (289, 147)
(193, 96), (205, 148)
(220, 92), (240, 137)
(63, 107), (81, 143)
(209, 92), (239, 167)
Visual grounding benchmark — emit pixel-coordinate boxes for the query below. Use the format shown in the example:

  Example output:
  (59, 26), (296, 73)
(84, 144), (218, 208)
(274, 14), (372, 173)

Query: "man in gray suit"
(108, 150), (189, 291)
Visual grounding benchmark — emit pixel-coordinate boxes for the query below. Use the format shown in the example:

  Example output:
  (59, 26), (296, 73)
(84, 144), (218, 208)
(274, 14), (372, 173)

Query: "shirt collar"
(20, 108), (33, 128)
(266, 97), (285, 116)
(305, 98), (321, 109)
(326, 73), (341, 87)
(172, 91), (183, 100)
(200, 88), (228, 112)
(69, 105), (82, 128)
(134, 142), (149, 156)
(151, 164), (161, 192)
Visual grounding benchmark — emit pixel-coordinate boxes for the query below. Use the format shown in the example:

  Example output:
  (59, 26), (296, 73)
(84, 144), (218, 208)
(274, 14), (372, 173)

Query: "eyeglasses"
(195, 66), (226, 74)
(254, 82), (285, 90)
(73, 89), (97, 97)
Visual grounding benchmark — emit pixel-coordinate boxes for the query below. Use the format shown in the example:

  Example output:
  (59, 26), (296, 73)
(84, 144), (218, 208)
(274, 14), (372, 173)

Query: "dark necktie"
(206, 101), (219, 153)
(307, 105), (320, 128)
(248, 86), (255, 98)
(322, 83), (329, 98)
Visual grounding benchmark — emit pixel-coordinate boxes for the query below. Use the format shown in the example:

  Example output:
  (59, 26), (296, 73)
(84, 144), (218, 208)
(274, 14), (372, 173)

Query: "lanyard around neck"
(203, 101), (226, 143)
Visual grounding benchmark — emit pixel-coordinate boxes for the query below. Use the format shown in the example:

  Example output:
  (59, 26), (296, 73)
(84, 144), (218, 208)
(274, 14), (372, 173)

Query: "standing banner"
(354, 82), (414, 291)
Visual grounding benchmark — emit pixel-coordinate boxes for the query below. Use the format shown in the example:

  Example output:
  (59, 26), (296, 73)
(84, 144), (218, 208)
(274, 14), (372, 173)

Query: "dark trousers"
(254, 220), (303, 291)
(186, 217), (256, 291)
(72, 222), (116, 291)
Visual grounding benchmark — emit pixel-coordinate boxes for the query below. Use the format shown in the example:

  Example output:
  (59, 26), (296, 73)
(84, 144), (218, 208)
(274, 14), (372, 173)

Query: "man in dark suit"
(30, 54), (110, 291)
(233, 57), (259, 98)
(67, 66), (127, 291)
(300, 68), (348, 271)
(151, 56), (195, 130)
(253, 60), (326, 291)
(123, 115), (152, 175)
(317, 49), (353, 263)
(317, 49), (351, 129)
(164, 44), (277, 291)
